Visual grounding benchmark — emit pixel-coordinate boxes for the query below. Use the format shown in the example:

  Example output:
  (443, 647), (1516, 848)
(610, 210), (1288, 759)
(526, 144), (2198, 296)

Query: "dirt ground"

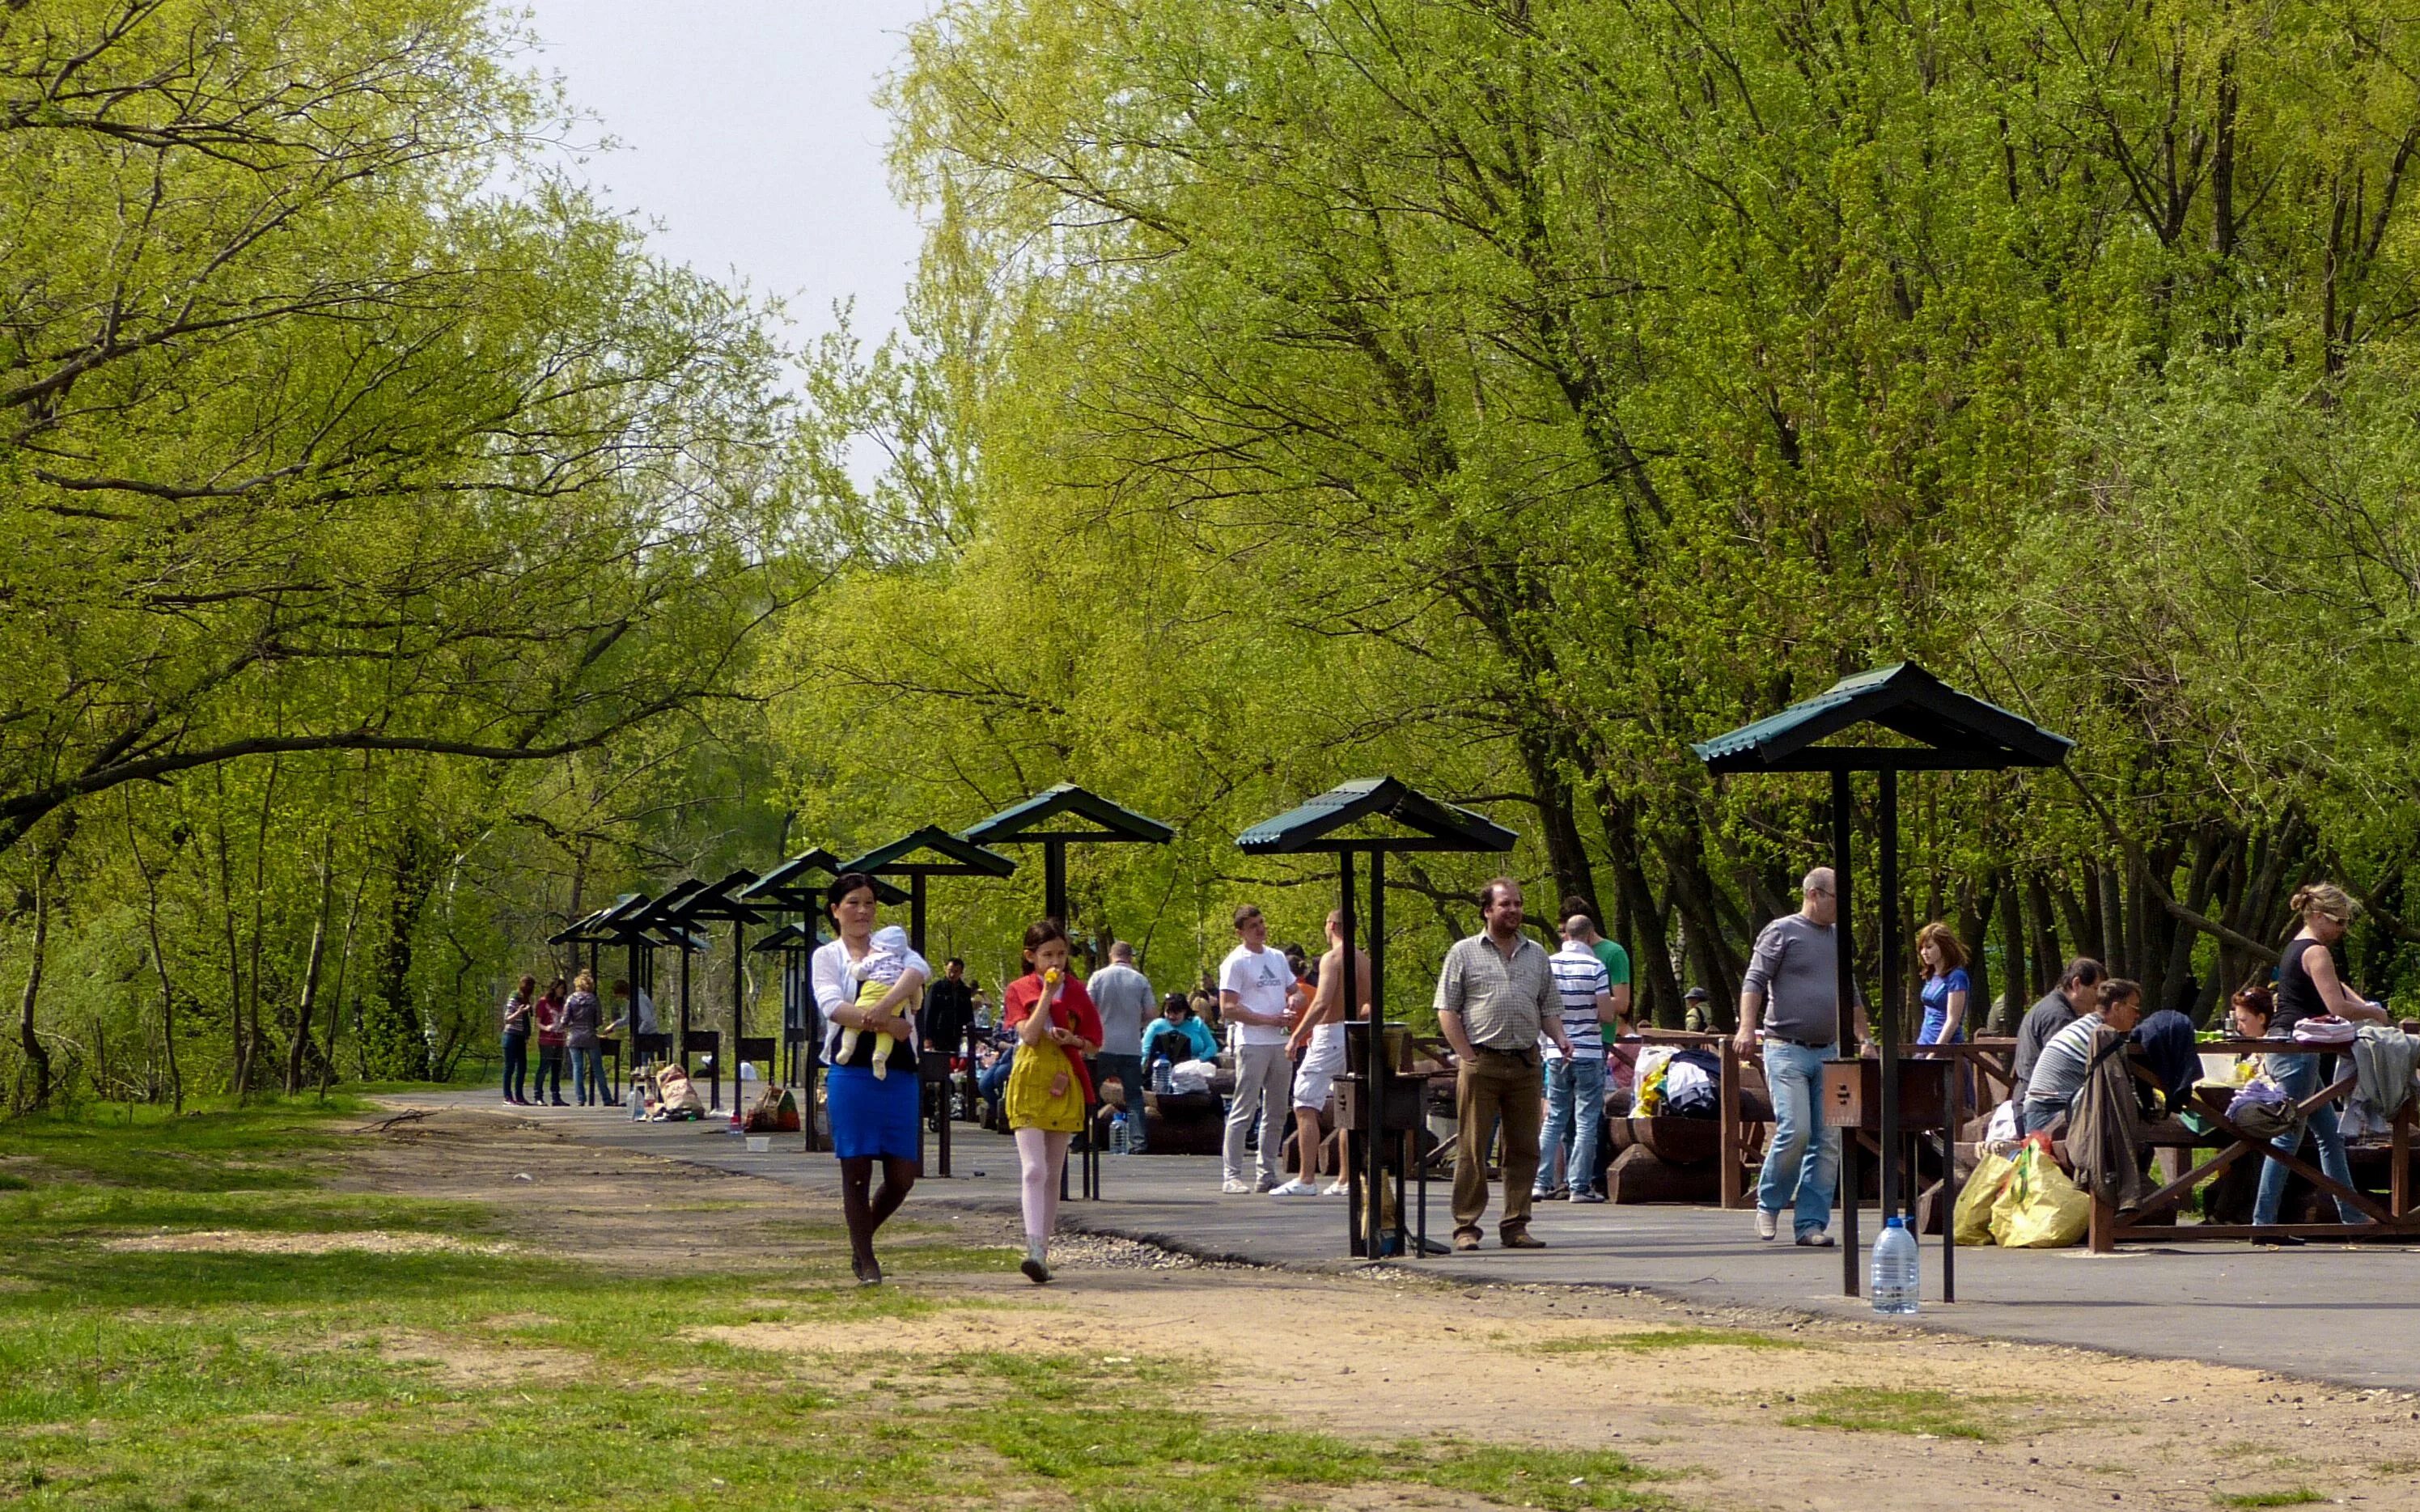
(336, 1108), (2420, 1511)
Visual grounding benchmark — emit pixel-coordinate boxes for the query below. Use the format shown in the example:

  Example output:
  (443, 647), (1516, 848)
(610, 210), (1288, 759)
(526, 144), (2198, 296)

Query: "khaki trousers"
(1453, 1046), (1543, 1240)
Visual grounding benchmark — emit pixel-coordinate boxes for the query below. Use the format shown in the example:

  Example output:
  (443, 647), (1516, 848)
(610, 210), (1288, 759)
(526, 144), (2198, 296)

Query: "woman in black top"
(2253, 883), (2389, 1236)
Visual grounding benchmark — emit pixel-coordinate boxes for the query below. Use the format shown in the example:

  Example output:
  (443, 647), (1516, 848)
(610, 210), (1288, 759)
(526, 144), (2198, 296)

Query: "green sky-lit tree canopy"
(14, 0), (2420, 1111)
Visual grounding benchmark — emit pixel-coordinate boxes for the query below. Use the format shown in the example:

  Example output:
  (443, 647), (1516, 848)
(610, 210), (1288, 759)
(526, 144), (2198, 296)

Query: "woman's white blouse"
(810, 934), (931, 1064)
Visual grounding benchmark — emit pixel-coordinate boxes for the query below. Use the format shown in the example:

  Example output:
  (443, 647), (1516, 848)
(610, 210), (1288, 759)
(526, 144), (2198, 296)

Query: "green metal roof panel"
(1235, 777), (1519, 854)
(842, 825), (1019, 879)
(1692, 663), (2072, 773)
(960, 783), (1175, 845)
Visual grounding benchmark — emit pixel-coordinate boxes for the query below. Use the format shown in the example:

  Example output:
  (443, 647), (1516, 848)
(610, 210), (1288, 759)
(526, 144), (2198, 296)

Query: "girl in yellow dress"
(1002, 918), (1101, 1283)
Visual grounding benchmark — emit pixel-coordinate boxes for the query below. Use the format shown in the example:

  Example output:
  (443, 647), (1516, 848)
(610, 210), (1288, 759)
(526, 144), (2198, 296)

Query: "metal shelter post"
(1693, 663), (2075, 1306)
(1879, 767), (1901, 1223)
(1832, 766), (1858, 1297)
(960, 790), (1173, 1204)
(1235, 777), (1515, 1260)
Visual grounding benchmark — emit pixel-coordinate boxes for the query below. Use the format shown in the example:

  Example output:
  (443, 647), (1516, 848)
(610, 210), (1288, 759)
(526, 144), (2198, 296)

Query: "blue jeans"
(2253, 1052), (2362, 1226)
(979, 1048), (1015, 1120)
(1536, 1056), (1607, 1195)
(502, 1032), (529, 1102)
(1757, 1040), (1841, 1238)
(570, 1045), (608, 1106)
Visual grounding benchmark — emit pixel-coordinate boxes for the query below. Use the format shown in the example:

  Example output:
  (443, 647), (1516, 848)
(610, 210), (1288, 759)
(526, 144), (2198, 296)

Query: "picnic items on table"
(2291, 1014), (2358, 1047)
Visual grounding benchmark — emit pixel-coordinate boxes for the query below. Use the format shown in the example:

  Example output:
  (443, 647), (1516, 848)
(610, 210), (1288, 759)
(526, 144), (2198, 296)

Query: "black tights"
(839, 1155), (918, 1269)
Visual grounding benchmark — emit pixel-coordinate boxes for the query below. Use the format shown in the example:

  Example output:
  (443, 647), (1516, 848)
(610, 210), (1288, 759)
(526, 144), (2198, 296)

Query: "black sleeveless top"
(2274, 935), (2332, 1036)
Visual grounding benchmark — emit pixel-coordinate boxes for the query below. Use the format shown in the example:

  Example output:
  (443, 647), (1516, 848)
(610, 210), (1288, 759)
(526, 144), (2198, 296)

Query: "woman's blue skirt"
(827, 1063), (920, 1162)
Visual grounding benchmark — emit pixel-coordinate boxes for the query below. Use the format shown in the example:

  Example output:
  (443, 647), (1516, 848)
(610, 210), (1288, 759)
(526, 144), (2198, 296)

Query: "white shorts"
(1293, 1023), (1347, 1112)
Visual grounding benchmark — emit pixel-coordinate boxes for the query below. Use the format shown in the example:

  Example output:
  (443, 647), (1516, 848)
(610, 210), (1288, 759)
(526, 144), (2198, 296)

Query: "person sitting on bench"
(2021, 978), (2143, 1137)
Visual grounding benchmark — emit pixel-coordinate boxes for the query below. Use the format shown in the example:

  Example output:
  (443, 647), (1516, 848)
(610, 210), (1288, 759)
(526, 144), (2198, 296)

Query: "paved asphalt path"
(407, 1092), (2420, 1391)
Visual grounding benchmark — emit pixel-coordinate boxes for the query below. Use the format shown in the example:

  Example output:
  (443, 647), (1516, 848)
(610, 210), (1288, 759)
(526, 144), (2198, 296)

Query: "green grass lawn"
(0, 1099), (1672, 1510)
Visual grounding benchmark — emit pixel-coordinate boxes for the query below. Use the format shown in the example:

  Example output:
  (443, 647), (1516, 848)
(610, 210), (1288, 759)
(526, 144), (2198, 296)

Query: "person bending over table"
(2253, 883), (2389, 1240)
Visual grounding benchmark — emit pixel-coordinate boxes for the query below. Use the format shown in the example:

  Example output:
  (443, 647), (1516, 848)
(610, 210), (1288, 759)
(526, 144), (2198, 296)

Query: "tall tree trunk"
(131, 824), (184, 1112)
(16, 870), (52, 1110)
(1517, 731), (1603, 929)
(286, 832), (336, 1095)
(1958, 871), (1998, 1037)
(2097, 864), (2129, 976)
(1991, 870), (2025, 1030)
(1598, 797), (1678, 1026)
(2025, 871), (2063, 995)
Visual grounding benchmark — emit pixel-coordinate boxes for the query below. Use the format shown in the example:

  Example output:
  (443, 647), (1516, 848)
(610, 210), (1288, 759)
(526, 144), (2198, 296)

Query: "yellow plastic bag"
(1953, 1148), (2016, 1246)
(1990, 1134), (2091, 1248)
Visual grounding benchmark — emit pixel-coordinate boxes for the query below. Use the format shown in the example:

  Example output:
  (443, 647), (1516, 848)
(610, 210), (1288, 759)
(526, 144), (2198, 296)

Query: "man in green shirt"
(1558, 906), (1634, 1026)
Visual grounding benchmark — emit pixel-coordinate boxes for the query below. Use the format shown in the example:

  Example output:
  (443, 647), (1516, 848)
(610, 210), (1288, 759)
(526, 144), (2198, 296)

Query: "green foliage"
(0, 2), (819, 1109)
(762, 0), (2420, 1022)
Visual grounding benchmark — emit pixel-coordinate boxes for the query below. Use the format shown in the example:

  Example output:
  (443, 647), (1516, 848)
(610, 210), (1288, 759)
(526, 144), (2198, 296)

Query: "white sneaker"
(1755, 1209), (1778, 1241)
(1221, 1178), (1253, 1194)
(1320, 1180), (1350, 1196)
(1269, 1179), (1320, 1196)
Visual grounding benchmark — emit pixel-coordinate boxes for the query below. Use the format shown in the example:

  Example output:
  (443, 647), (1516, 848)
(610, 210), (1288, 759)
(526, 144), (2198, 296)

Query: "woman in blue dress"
(1915, 922), (1970, 1044)
(811, 871), (930, 1285)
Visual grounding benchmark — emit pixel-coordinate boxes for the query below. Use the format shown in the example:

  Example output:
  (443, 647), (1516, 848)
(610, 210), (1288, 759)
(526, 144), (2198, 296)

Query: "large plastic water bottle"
(1871, 1216), (1920, 1315)
(1152, 1061), (1173, 1095)
(1109, 1111), (1130, 1156)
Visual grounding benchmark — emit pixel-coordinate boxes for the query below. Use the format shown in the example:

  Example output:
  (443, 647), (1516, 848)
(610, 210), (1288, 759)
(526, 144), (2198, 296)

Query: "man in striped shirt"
(1536, 916), (1623, 1203)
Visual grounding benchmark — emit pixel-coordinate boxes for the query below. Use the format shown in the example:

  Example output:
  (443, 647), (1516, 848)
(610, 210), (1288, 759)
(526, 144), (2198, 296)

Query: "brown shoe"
(1452, 1231), (1482, 1252)
(1501, 1230), (1546, 1249)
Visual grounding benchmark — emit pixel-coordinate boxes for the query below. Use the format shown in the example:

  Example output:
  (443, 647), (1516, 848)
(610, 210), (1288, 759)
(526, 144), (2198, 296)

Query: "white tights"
(1015, 1126), (1073, 1247)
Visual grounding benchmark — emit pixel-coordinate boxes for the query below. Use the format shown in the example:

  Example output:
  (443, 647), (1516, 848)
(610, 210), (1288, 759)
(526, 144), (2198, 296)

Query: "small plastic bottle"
(1870, 1215), (1921, 1315)
(1109, 1111), (1129, 1156)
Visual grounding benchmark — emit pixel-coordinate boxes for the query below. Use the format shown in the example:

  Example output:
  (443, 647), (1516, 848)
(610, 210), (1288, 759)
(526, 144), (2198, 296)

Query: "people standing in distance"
(1087, 941), (1155, 1152)
(533, 976), (570, 1106)
(500, 976), (536, 1106)
(811, 872), (930, 1286)
(1536, 915), (1621, 1205)
(561, 972), (605, 1107)
(1681, 985), (1714, 1034)
(1218, 904), (1299, 1194)
(1273, 909), (1373, 1197)
(1735, 868), (1869, 1247)
(605, 976), (659, 1069)
(1915, 923), (1971, 1045)
(1436, 878), (1570, 1252)
(1002, 918), (1104, 1282)
(2010, 958), (2107, 1109)
(2253, 883), (2390, 1239)
(922, 958), (977, 1072)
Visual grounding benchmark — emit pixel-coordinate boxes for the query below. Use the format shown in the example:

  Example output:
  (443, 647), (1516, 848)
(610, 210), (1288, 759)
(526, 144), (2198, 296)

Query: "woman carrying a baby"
(1000, 917), (1103, 1284)
(810, 871), (930, 1285)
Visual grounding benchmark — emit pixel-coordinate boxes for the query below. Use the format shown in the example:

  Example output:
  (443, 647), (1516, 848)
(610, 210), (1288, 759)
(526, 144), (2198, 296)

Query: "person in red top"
(1001, 918), (1103, 1283)
(533, 977), (570, 1106)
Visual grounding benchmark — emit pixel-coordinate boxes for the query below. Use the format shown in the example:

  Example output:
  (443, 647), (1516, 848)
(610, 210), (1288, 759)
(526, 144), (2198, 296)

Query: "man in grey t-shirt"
(1734, 868), (1869, 1246)
(1087, 942), (1155, 1153)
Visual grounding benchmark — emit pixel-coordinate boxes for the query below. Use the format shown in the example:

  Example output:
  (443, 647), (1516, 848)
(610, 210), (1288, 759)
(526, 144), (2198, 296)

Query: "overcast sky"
(520, 1), (940, 346)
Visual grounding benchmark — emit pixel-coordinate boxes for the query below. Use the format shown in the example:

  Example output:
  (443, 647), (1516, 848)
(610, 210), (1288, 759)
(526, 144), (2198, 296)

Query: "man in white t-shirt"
(1218, 902), (1298, 1193)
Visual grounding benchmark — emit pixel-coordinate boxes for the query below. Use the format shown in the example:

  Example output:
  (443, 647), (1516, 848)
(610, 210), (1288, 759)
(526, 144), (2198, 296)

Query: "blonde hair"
(2289, 883), (2361, 926)
(573, 969), (595, 993)
(1915, 921), (1968, 974)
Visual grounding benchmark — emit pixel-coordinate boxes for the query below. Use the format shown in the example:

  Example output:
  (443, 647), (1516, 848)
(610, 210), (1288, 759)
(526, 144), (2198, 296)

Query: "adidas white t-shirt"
(1219, 943), (1297, 1048)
